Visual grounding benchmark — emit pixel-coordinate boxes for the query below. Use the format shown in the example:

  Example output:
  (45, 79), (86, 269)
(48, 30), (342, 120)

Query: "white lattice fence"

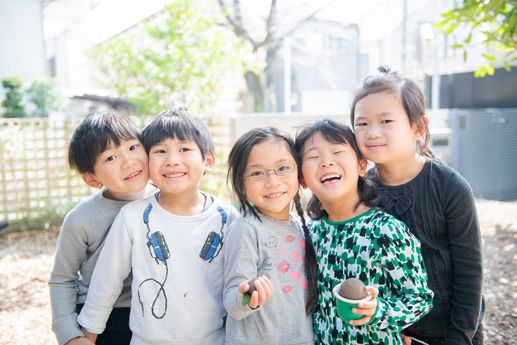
(0, 113), (344, 226)
(0, 118), (89, 225)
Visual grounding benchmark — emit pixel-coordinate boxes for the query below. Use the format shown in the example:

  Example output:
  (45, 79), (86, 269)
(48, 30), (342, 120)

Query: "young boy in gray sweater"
(48, 111), (155, 345)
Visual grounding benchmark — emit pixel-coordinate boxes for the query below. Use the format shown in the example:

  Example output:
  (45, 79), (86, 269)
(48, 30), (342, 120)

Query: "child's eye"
(245, 169), (267, 181)
(275, 162), (295, 175)
(105, 155), (116, 162)
(381, 119), (394, 124)
(333, 151), (344, 155)
(129, 144), (139, 151)
(305, 155), (318, 160)
(179, 147), (191, 152)
(152, 149), (166, 154)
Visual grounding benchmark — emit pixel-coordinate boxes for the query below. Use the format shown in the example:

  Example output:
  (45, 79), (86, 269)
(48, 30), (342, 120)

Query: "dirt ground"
(0, 199), (515, 345)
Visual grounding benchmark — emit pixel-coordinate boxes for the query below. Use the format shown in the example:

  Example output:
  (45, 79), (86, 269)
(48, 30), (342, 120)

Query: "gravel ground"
(0, 199), (515, 345)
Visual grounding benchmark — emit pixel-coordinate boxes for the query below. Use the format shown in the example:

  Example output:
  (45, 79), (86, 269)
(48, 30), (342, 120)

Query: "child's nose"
(319, 156), (335, 168)
(165, 152), (180, 165)
(121, 153), (136, 169)
(264, 172), (281, 187)
(366, 125), (381, 139)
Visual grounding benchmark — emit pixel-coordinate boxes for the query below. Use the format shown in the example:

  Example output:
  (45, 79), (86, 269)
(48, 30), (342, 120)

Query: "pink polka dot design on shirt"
(290, 270), (301, 280)
(291, 249), (301, 262)
(282, 284), (293, 293)
(277, 260), (290, 273)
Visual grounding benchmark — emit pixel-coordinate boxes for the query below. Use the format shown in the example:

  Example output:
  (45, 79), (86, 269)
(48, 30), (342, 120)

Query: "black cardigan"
(370, 159), (483, 344)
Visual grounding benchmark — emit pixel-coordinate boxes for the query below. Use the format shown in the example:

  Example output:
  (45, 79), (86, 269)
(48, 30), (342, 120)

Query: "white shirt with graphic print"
(78, 193), (238, 345)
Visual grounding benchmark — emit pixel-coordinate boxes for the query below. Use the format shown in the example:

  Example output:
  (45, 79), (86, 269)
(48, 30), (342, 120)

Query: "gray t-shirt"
(48, 188), (137, 345)
(223, 212), (314, 345)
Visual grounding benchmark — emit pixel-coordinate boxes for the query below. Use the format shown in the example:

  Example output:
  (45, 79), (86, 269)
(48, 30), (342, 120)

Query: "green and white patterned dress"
(310, 208), (433, 345)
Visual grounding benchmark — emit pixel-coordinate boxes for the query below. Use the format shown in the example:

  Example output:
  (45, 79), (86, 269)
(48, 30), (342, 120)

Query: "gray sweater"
(223, 212), (313, 345)
(48, 189), (135, 345)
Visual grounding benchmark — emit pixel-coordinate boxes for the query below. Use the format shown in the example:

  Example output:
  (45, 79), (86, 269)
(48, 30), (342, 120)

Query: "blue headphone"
(143, 202), (228, 264)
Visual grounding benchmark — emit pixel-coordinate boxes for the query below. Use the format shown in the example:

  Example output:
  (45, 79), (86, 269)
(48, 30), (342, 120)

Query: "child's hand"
(401, 334), (412, 345)
(349, 285), (378, 326)
(65, 336), (95, 345)
(239, 275), (273, 309)
(80, 328), (98, 344)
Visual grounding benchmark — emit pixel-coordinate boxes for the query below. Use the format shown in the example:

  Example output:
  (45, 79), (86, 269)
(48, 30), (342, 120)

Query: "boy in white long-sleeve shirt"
(49, 111), (155, 345)
(78, 106), (237, 345)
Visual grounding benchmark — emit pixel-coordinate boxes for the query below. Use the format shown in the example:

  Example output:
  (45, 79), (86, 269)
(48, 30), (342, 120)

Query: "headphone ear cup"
(150, 231), (170, 263)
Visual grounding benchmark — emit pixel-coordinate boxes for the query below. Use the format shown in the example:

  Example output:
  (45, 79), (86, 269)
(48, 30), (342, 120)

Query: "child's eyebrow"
(302, 146), (319, 155)
(356, 111), (393, 121)
(246, 158), (293, 169)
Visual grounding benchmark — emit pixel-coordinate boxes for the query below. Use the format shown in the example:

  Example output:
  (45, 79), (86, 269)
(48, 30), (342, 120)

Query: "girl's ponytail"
(357, 175), (381, 209)
(294, 193), (317, 315)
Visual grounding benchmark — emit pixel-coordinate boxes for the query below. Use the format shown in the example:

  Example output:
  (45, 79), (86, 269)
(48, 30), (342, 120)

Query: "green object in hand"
(241, 279), (257, 306)
(242, 292), (251, 306)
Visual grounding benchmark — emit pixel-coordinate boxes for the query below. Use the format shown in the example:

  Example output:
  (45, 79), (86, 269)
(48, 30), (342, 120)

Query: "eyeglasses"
(245, 162), (297, 181)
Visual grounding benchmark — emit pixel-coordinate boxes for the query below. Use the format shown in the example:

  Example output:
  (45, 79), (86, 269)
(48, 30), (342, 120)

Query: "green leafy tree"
(1, 77), (25, 118)
(436, 0), (516, 77)
(91, 0), (256, 115)
(26, 79), (65, 117)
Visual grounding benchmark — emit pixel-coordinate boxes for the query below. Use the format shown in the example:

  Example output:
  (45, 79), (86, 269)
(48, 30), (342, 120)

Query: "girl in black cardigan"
(350, 66), (483, 345)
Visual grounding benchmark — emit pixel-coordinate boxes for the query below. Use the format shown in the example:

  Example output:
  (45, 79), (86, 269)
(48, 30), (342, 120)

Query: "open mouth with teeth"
(320, 174), (342, 184)
(163, 172), (187, 178)
(265, 192), (285, 199)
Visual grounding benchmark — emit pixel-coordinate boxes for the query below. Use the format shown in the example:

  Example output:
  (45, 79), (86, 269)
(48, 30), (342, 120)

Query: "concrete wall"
(0, 0), (47, 86)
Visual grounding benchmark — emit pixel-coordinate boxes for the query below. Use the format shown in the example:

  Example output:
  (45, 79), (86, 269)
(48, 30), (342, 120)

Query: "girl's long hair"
(294, 119), (381, 220)
(227, 127), (317, 315)
(350, 65), (435, 158)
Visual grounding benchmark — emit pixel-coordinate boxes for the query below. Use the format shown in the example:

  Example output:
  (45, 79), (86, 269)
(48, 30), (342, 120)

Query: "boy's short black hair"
(68, 110), (140, 174)
(141, 106), (214, 158)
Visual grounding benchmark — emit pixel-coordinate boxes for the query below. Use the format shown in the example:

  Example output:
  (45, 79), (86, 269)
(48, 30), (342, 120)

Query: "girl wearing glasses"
(294, 119), (433, 345)
(224, 127), (316, 345)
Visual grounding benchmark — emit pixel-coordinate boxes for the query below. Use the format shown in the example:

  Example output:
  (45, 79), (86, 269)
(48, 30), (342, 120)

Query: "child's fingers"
(248, 291), (259, 309)
(401, 334), (412, 345)
(238, 281), (250, 294)
(254, 278), (268, 305)
(348, 314), (373, 326)
(356, 285), (378, 310)
(260, 276), (273, 300)
(355, 299), (377, 312)
(365, 285), (379, 299)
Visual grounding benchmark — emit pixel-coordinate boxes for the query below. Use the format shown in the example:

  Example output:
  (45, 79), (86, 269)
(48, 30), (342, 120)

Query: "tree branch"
(217, 0), (259, 49)
(255, 0), (338, 50)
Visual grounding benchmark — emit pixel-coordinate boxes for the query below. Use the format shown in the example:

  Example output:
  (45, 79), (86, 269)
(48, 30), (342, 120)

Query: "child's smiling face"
(148, 137), (213, 197)
(82, 138), (149, 200)
(243, 138), (299, 220)
(353, 92), (422, 166)
(300, 132), (366, 206)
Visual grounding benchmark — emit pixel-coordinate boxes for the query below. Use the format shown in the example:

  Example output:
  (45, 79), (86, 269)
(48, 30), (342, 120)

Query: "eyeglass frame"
(244, 161), (297, 181)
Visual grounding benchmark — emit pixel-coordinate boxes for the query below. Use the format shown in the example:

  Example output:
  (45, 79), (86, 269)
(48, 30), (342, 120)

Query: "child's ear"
(358, 159), (368, 177)
(81, 172), (102, 189)
(203, 152), (215, 172)
(413, 115), (429, 139)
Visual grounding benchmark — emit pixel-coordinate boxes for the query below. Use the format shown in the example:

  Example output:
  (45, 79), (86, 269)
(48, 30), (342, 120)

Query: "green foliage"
(90, 0), (256, 115)
(26, 79), (65, 117)
(436, 0), (516, 77)
(1, 77), (25, 117)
